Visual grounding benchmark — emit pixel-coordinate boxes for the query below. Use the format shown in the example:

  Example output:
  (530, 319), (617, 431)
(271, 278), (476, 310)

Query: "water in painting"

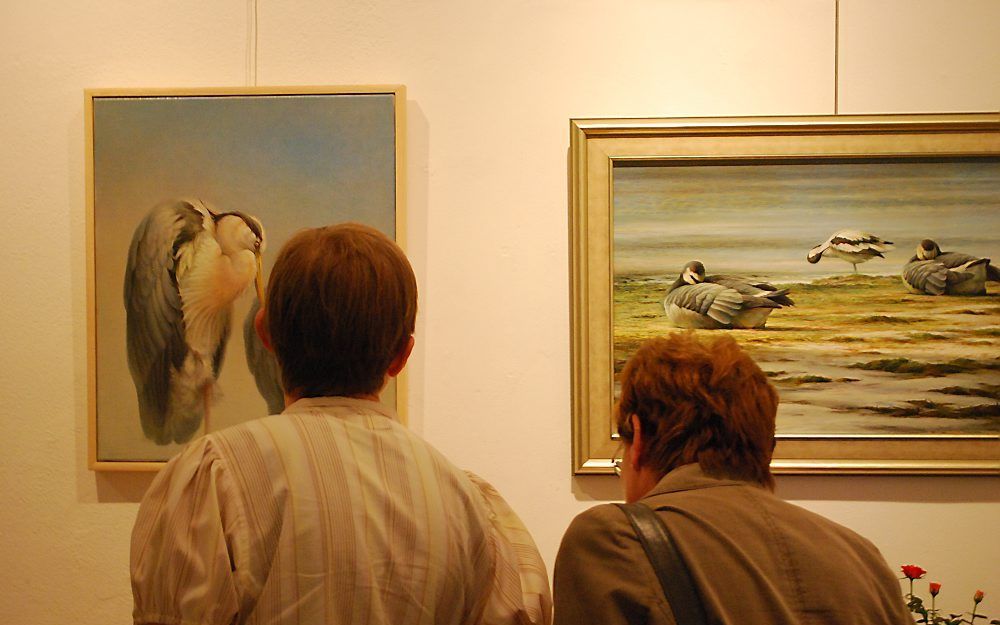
(612, 158), (1000, 436)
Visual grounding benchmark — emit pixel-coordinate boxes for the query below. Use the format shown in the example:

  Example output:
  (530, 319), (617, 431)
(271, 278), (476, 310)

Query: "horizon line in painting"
(612, 156), (1000, 437)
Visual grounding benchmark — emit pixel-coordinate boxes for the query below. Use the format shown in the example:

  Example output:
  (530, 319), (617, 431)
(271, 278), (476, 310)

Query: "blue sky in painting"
(93, 93), (396, 257)
(91, 92), (397, 459)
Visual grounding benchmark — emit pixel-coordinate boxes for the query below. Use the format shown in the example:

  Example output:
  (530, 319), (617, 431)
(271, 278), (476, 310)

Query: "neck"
(283, 389), (383, 409)
(625, 465), (665, 503)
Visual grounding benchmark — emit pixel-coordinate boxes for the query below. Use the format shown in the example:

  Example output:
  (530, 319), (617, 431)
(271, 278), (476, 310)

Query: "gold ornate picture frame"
(570, 113), (1000, 475)
(87, 86), (406, 471)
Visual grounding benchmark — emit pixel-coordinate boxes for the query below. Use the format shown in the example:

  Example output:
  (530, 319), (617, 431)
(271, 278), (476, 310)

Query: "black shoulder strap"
(616, 502), (708, 625)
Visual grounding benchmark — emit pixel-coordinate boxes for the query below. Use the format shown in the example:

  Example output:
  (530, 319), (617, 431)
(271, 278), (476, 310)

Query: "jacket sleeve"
(553, 505), (675, 625)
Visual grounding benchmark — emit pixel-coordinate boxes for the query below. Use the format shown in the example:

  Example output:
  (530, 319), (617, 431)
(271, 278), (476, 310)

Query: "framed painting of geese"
(86, 86), (405, 470)
(570, 113), (1000, 475)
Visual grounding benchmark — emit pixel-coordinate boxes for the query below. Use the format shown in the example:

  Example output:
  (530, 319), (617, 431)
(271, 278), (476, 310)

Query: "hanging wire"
(834, 0), (840, 114)
(246, 0), (259, 86)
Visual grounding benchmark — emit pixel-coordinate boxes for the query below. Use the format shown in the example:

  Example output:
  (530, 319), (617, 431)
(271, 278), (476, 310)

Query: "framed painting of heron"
(570, 113), (1000, 475)
(86, 86), (405, 470)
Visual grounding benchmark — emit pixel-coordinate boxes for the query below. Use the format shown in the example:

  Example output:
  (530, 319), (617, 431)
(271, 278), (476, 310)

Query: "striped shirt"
(131, 396), (552, 625)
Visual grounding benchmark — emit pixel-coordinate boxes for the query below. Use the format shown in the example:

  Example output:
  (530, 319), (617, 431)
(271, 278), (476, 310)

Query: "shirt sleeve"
(552, 505), (675, 625)
(464, 471), (553, 625)
(130, 438), (246, 625)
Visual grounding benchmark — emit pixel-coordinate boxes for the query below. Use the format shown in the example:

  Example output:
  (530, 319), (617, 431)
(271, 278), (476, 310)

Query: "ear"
(386, 335), (414, 378)
(254, 306), (273, 352)
(629, 413), (645, 470)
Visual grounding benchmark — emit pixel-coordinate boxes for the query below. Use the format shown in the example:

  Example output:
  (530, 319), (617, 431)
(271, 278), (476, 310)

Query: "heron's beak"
(254, 252), (265, 303)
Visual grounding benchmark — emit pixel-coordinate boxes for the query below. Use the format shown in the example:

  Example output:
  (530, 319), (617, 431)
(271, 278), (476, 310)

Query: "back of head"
(266, 223), (417, 398)
(615, 332), (777, 489)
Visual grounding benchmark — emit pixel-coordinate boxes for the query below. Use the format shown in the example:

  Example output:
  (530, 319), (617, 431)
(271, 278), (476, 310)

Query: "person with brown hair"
(131, 223), (551, 625)
(553, 332), (911, 625)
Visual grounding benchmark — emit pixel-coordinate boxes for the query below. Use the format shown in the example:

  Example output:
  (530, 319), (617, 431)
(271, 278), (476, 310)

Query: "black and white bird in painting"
(124, 199), (265, 445)
(903, 239), (1000, 296)
(807, 230), (894, 272)
(663, 261), (794, 329)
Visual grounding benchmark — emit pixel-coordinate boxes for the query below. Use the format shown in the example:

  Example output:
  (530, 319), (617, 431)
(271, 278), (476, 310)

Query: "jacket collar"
(643, 463), (760, 499)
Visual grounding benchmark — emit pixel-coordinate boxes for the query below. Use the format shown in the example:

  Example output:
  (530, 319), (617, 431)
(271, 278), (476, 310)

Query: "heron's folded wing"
(243, 299), (285, 415)
(903, 260), (948, 295)
(124, 201), (204, 439)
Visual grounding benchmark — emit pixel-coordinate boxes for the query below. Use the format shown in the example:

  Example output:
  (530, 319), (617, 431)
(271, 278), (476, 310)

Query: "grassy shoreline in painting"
(614, 274), (1000, 435)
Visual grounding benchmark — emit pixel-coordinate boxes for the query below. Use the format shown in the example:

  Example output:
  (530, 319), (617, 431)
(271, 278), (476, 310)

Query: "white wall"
(1, 1), (998, 623)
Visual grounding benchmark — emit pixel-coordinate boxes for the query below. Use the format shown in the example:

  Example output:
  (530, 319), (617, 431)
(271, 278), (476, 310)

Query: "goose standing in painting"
(124, 198), (266, 444)
(663, 261), (794, 329)
(807, 230), (894, 272)
(902, 239), (1000, 296)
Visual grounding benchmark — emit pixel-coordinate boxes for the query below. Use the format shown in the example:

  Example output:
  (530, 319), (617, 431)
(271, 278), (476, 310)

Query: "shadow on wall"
(571, 473), (1000, 504)
(572, 475), (625, 502)
(776, 475), (1000, 504)
(95, 472), (156, 503)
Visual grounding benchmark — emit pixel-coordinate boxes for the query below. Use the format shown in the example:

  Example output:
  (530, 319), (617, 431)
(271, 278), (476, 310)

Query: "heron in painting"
(124, 199), (265, 445)
(243, 298), (285, 415)
(807, 230), (894, 272)
(663, 261), (794, 330)
(903, 239), (1000, 296)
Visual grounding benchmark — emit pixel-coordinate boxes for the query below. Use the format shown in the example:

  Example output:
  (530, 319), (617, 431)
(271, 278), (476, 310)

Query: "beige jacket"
(553, 464), (911, 625)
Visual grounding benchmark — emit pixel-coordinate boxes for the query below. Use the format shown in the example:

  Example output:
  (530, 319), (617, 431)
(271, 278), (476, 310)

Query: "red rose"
(929, 582), (941, 596)
(974, 590), (985, 604)
(901, 565), (927, 580)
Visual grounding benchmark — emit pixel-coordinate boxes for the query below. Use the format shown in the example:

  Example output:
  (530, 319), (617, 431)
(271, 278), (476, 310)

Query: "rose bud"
(929, 583), (941, 596)
(973, 590), (984, 604)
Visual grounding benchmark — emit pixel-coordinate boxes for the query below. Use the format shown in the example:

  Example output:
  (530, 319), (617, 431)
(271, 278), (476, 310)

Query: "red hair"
(266, 223), (416, 398)
(616, 332), (777, 489)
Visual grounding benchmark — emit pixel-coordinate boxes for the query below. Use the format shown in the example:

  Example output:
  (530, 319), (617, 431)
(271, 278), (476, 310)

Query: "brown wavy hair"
(615, 332), (777, 489)
(266, 223), (417, 399)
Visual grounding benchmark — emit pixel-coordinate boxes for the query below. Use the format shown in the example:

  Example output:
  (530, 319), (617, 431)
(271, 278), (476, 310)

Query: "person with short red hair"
(553, 332), (911, 625)
(131, 223), (551, 625)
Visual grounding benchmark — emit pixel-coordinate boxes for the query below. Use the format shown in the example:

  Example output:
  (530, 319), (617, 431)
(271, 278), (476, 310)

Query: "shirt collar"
(282, 396), (400, 422)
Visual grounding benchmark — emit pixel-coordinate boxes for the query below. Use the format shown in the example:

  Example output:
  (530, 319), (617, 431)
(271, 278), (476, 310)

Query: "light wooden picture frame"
(87, 86), (405, 470)
(570, 113), (1000, 475)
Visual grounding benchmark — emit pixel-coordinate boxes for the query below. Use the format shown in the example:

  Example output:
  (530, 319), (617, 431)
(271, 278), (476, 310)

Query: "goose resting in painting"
(807, 230), (894, 272)
(902, 239), (1000, 296)
(662, 261), (794, 329)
